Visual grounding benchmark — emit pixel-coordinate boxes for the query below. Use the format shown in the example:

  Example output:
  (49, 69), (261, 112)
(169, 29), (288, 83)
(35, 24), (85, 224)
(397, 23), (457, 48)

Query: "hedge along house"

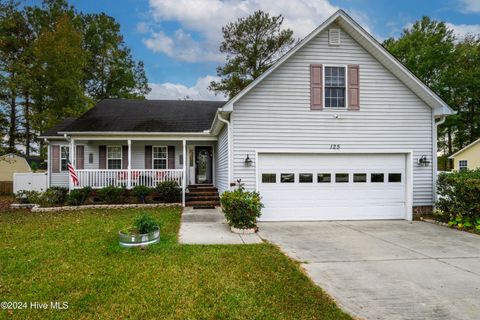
(40, 10), (454, 220)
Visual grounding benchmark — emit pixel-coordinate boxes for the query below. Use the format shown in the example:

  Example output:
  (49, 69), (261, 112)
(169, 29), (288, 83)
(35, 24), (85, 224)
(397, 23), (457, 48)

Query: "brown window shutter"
(76, 145), (84, 169)
(99, 145), (106, 169)
(51, 145), (60, 173)
(145, 145), (152, 169)
(122, 145), (128, 169)
(310, 64), (323, 110)
(168, 146), (175, 169)
(348, 65), (360, 111)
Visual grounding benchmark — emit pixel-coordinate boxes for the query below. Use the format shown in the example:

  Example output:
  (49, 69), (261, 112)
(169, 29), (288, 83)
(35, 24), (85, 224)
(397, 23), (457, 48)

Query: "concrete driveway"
(258, 220), (480, 320)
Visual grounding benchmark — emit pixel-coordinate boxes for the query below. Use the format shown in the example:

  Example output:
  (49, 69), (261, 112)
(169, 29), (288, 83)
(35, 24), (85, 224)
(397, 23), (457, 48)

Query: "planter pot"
(119, 226), (160, 247)
(230, 226), (257, 234)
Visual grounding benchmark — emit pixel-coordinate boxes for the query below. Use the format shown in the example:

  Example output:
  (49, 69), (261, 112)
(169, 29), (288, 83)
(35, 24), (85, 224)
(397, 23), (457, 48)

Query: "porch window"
(107, 146), (122, 169)
(60, 146), (69, 171)
(153, 146), (168, 169)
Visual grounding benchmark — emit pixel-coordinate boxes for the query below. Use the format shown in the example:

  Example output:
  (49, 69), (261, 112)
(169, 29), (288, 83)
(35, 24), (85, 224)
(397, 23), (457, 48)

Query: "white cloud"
(147, 75), (227, 100)
(446, 22), (480, 39)
(459, 0), (480, 13)
(143, 29), (223, 62)
(136, 22), (151, 34)
(143, 0), (346, 62)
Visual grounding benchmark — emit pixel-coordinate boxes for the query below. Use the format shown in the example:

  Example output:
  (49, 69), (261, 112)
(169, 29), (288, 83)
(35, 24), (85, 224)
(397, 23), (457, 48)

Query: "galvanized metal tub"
(118, 227), (160, 247)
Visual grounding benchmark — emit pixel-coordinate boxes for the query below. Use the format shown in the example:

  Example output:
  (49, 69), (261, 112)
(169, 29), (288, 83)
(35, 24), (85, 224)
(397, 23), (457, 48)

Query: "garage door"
(258, 153), (407, 221)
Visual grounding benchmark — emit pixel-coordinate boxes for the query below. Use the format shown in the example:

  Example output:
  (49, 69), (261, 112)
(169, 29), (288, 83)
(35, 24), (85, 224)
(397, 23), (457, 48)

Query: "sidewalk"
(179, 207), (262, 244)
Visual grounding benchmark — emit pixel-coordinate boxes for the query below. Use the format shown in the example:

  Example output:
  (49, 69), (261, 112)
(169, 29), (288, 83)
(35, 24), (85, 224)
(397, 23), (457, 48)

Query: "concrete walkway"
(179, 207), (262, 244)
(258, 220), (480, 320)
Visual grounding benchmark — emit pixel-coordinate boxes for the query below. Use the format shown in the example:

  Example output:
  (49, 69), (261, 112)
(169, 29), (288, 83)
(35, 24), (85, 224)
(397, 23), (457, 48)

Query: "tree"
(209, 11), (294, 98)
(0, 0), (31, 153)
(383, 17), (480, 161)
(81, 13), (150, 101)
(31, 14), (87, 156)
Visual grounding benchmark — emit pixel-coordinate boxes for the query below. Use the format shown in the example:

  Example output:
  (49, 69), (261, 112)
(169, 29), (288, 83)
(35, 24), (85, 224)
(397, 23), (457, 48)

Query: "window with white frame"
(60, 146), (69, 171)
(459, 160), (468, 171)
(107, 146), (122, 169)
(153, 146), (167, 169)
(324, 66), (346, 108)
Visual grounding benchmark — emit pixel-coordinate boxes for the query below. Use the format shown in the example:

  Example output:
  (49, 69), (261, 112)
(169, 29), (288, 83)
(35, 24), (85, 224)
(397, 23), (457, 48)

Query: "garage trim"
(255, 149), (413, 221)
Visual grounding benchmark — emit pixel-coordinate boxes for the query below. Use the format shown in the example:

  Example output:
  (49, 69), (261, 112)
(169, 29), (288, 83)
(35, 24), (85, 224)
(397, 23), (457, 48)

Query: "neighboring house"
(0, 153), (32, 181)
(39, 10), (454, 221)
(449, 138), (480, 171)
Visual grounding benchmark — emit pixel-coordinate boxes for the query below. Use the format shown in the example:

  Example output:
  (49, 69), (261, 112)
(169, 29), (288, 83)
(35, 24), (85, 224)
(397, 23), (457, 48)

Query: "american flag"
(67, 161), (79, 186)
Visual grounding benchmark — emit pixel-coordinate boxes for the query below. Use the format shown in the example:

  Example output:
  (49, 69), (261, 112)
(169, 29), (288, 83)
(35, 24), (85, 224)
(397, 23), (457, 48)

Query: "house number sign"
(329, 144), (341, 149)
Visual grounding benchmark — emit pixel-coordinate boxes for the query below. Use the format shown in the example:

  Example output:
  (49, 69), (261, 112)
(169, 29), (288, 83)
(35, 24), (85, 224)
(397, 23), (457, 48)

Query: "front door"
(195, 146), (213, 184)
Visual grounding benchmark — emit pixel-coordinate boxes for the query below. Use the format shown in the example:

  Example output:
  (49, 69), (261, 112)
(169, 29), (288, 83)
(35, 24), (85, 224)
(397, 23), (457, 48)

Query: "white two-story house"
(40, 10), (454, 221)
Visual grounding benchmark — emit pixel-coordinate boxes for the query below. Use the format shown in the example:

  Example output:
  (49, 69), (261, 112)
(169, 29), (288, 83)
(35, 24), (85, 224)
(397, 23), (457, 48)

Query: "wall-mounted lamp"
(418, 155), (430, 166)
(244, 154), (253, 167)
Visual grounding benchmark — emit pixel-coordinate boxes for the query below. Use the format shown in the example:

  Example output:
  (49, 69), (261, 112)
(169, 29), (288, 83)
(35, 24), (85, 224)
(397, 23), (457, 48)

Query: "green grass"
(0, 207), (350, 319)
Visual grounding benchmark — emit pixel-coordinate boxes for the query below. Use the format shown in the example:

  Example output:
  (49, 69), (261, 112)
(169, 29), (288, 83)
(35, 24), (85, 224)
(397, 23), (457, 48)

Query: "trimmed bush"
(220, 189), (263, 229)
(436, 169), (480, 231)
(132, 185), (153, 203)
(96, 186), (126, 204)
(156, 181), (181, 203)
(67, 187), (93, 205)
(133, 213), (159, 234)
(14, 190), (41, 204)
(37, 187), (68, 207)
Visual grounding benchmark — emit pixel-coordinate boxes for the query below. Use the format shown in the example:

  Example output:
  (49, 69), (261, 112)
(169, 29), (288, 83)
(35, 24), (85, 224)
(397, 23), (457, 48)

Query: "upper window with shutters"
(310, 63), (360, 111)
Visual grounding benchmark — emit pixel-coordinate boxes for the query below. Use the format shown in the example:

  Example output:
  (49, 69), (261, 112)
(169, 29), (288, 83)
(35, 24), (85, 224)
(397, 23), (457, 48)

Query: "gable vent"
(329, 28), (341, 46)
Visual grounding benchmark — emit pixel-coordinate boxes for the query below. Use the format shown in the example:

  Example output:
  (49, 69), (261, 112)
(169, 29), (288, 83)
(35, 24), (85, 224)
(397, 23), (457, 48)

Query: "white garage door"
(258, 153), (407, 221)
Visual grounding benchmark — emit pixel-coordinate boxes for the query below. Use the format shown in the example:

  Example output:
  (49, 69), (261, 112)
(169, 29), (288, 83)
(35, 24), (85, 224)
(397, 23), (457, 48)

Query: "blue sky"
(37, 0), (480, 100)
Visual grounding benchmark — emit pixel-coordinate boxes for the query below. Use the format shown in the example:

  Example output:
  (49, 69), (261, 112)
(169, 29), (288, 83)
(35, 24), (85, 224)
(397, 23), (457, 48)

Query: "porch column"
(69, 138), (75, 191)
(182, 139), (186, 207)
(127, 139), (132, 189)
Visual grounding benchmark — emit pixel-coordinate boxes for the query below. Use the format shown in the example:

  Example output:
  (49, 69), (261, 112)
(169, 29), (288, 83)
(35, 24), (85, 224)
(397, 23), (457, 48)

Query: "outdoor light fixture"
(418, 155), (430, 166)
(244, 154), (253, 167)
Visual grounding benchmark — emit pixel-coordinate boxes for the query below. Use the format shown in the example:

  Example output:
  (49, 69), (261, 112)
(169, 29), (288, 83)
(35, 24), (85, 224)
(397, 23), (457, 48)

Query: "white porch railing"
(75, 169), (184, 189)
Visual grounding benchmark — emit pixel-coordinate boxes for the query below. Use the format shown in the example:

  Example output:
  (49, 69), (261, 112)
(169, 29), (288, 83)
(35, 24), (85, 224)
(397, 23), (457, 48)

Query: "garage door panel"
(258, 153), (407, 221)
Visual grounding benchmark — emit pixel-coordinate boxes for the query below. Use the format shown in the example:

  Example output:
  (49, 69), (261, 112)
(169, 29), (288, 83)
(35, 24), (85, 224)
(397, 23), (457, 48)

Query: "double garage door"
(258, 153), (407, 221)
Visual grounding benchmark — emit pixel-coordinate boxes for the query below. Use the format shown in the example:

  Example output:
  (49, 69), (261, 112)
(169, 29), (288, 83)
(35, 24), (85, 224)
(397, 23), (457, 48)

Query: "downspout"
(217, 112), (231, 190)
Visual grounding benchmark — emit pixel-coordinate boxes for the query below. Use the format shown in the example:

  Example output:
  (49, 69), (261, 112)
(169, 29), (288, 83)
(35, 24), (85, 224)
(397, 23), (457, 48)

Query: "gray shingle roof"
(41, 118), (77, 136)
(44, 99), (226, 134)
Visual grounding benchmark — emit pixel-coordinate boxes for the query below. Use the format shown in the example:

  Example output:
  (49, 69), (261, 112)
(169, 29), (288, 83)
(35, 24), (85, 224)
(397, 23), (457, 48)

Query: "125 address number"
(330, 144), (341, 150)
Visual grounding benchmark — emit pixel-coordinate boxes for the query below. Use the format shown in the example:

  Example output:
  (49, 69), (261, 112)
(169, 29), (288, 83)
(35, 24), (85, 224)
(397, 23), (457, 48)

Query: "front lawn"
(0, 207), (350, 319)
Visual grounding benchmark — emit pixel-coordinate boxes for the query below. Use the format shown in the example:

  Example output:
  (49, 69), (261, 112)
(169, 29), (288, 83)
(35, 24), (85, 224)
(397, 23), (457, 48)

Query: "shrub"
(220, 188), (263, 229)
(96, 186), (126, 204)
(67, 187), (92, 205)
(132, 185), (153, 203)
(436, 169), (480, 231)
(14, 190), (40, 204)
(156, 181), (181, 203)
(134, 213), (158, 234)
(37, 187), (68, 207)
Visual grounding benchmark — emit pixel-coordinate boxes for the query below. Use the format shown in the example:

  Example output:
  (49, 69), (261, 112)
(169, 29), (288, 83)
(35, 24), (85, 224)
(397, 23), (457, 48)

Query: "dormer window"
(324, 66), (346, 108)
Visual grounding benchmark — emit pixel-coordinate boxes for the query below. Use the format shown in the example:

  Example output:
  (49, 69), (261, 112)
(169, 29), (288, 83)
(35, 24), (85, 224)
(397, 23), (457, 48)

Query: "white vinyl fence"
(13, 172), (48, 193)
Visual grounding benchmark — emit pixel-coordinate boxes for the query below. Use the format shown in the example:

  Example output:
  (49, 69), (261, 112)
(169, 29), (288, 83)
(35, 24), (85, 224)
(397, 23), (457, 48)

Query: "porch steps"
(186, 185), (220, 208)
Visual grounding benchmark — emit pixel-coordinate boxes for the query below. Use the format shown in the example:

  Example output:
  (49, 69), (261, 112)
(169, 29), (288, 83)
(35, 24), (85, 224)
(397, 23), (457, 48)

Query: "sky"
(35, 0), (480, 101)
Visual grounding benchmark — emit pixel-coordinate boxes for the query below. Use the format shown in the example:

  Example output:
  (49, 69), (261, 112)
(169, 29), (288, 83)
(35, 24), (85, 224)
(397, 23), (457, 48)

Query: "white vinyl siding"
(231, 22), (434, 206)
(50, 141), (70, 188)
(215, 125), (229, 194)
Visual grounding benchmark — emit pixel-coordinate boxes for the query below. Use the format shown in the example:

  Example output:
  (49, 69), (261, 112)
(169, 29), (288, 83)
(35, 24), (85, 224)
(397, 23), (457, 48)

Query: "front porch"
(62, 137), (217, 206)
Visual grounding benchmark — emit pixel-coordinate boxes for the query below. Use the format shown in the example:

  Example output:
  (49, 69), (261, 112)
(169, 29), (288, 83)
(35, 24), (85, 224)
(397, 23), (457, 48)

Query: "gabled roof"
(50, 99), (225, 134)
(221, 9), (454, 117)
(449, 138), (480, 158)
